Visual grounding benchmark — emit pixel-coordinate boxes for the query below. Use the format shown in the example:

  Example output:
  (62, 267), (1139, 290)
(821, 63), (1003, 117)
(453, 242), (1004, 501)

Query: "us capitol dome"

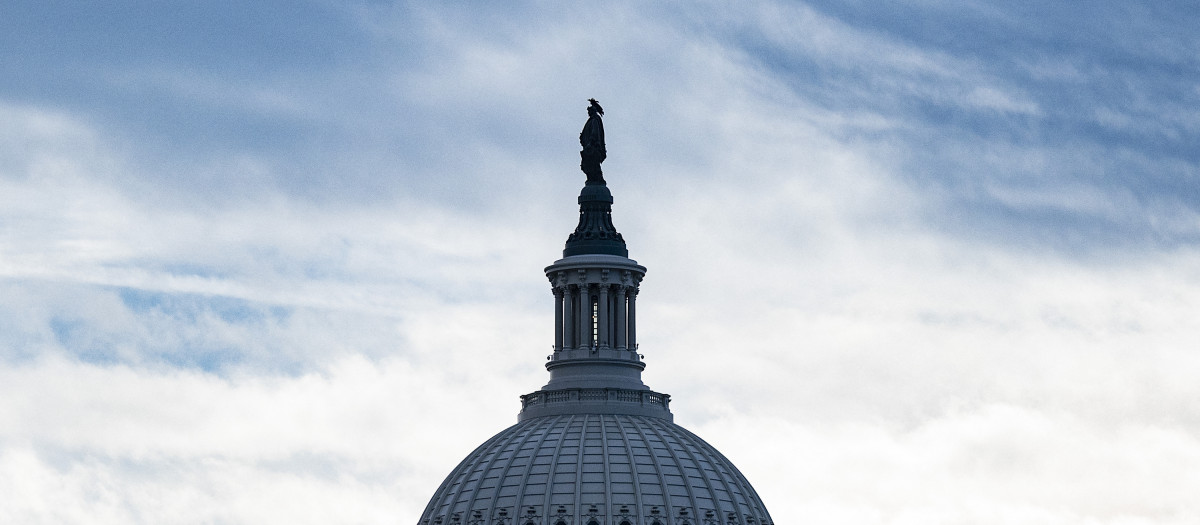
(419, 100), (774, 525)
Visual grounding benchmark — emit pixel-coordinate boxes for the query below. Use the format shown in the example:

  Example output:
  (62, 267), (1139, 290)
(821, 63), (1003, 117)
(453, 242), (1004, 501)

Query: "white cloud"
(0, 352), (530, 523)
(707, 405), (1200, 525)
(1, 2), (1198, 523)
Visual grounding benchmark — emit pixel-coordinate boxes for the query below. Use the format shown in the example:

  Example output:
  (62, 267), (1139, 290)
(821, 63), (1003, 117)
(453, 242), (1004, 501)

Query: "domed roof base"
(420, 414), (773, 525)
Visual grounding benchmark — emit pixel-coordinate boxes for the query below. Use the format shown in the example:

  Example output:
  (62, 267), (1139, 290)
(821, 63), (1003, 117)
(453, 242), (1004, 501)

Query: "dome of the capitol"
(421, 415), (772, 525)
(418, 101), (773, 525)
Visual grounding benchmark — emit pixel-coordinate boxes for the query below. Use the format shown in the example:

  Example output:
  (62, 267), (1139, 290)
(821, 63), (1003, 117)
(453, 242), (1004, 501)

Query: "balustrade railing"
(519, 388), (671, 410)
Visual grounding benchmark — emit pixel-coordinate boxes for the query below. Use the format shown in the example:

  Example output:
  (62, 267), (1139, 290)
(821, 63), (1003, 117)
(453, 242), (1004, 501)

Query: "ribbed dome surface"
(420, 414), (773, 525)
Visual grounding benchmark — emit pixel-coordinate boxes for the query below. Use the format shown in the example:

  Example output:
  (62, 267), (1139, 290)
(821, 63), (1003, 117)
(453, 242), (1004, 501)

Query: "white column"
(563, 286), (575, 349)
(578, 284), (590, 348)
(615, 286), (627, 349)
(553, 287), (564, 352)
(598, 285), (609, 348)
(627, 288), (638, 350)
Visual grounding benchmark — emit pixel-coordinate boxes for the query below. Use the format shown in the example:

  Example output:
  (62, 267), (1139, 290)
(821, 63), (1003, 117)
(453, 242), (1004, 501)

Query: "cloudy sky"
(1, 1), (1198, 523)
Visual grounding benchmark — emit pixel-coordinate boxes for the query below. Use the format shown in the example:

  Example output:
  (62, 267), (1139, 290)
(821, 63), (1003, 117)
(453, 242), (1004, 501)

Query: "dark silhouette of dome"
(418, 103), (773, 525)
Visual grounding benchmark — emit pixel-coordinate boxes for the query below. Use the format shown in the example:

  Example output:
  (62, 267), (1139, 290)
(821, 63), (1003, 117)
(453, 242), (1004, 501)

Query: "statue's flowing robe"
(580, 114), (607, 183)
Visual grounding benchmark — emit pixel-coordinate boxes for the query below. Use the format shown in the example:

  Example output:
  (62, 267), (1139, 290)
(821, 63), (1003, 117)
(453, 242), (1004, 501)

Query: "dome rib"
(426, 423), (519, 522)
(571, 414), (590, 519)
(524, 417), (570, 523)
(610, 416), (643, 520)
(689, 430), (770, 522)
(598, 416), (613, 516)
(462, 429), (516, 515)
(557, 418), (582, 520)
(678, 423), (742, 518)
(474, 417), (556, 518)
(625, 415), (673, 519)
(642, 419), (713, 522)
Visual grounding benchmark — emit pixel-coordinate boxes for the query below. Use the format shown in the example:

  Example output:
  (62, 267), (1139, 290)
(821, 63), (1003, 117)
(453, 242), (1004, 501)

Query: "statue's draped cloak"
(580, 110), (606, 183)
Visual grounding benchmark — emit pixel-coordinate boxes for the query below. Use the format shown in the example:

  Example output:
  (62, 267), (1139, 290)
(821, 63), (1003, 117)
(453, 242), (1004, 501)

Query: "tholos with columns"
(552, 282), (641, 352)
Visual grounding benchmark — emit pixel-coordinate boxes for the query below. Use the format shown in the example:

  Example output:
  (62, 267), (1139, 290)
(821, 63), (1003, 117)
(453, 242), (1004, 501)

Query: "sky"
(1, 1), (1198, 523)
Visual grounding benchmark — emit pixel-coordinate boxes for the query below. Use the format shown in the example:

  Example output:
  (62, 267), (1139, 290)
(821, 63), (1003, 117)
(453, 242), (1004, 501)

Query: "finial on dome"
(565, 100), (626, 257)
(580, 99), (606, 184)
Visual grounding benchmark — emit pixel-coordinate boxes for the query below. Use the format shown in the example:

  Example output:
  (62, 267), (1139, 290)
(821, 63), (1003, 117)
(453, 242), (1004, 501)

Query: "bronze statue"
(580, 98), (606, 184)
